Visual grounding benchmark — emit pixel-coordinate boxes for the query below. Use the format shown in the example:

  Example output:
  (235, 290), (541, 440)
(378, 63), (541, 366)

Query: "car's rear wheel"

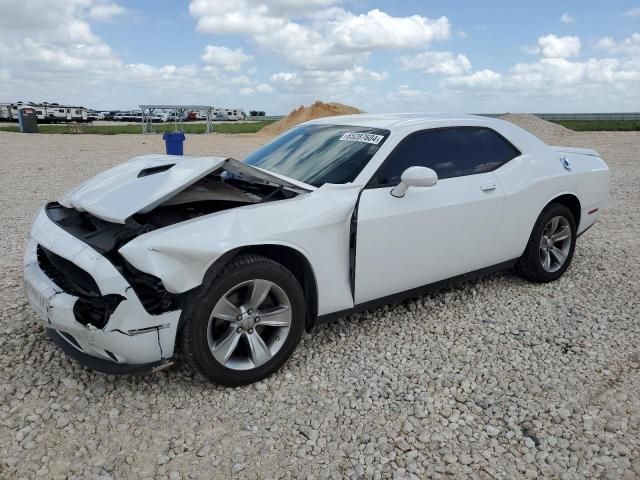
(180, 254), (305, 386)
(516, 203), (577, 282)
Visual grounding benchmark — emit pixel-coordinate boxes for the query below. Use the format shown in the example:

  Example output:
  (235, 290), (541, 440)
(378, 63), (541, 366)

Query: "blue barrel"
(163, 132), (185, 155)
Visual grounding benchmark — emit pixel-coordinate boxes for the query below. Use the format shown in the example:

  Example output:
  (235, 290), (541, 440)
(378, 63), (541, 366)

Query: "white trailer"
(1, 102), (91, 123)
(213, 107), (246, 121)
(0, 103), (13, 121)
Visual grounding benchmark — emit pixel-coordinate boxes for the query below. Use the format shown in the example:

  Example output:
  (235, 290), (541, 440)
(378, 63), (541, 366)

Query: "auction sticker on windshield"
(339, 132), (384, 145)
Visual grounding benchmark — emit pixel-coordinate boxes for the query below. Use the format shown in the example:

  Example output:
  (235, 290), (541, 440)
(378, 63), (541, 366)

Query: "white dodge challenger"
(24, 114), (609, 385)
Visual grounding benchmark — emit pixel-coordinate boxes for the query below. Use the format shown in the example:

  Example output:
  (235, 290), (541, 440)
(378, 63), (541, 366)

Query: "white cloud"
(594, 33), (640, 56)
(330, 9), (450, 51)
(190, 0), (274, 34)
(537, 34), (581, 58)
(510, 58), (586, 88)
(0, 0), (120, 80)
(594, 37), (616, 51)
(560, 13), (575, 24)
(445, 54), (640, 95)
(399, 51), (471, 75)
(189, 1), (452, 77)
(255, 83), (274, 93)
(441, 30), (639, 104)
(189, 0), (340, 35)
(386, 84), (428, 100)
(446, 69), (502, 88)
(201, 45), (253, 71)
(0, 0), (273, 109)
(253, 21), (359, 70)
(269, 67), (387, 94)
(239, 87), (255, 95)
(87, 2), (126, 21)
(220, 74), (253, 85)
(624, 7), (640, 17)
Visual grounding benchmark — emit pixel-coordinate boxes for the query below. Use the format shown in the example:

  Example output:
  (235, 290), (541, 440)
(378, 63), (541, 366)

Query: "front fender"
(118, 186), (361, 315)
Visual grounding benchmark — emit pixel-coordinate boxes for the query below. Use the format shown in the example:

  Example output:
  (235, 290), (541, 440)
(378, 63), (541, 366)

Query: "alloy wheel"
(539, 215), (572, 273)
(206, 279), (292, 370)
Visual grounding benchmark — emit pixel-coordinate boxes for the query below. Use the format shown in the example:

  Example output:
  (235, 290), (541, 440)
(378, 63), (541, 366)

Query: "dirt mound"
(499, 113), (575, 144)
(261, 101), (363, 135)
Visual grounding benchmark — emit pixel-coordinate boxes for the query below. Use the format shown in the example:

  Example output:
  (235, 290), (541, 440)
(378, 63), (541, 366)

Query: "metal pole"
(142, 107), (146, 134)
(149, 108), (155, 134)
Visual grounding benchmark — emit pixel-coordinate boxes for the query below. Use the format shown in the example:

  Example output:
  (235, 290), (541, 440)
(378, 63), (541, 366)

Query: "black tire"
(516, 203), (577, 283)
(180, 254), (305, 386)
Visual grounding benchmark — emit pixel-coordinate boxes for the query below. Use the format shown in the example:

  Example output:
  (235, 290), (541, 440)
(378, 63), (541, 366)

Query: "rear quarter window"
(473, 128), (521, 170)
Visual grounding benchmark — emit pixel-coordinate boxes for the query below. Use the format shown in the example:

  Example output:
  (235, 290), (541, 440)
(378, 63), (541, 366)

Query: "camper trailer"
(4, 103), (90, 123)
(0, 102), (22, 122)
(213, 107), (246, 121)
(61, 106), (89, 122)
(0, 103), (13, 121)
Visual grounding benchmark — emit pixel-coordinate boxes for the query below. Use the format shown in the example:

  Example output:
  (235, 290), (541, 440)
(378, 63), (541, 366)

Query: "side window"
(472, 128), (521, 170)
(370, 128), (488, 186)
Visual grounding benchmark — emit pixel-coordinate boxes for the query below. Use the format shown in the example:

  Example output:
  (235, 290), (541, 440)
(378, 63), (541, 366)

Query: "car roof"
(302, 112), (549, 159)
(303, 112), (499, 130)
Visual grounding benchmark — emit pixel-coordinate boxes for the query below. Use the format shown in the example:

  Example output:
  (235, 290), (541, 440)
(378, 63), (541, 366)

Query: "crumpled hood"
(59, 154), (314, 224)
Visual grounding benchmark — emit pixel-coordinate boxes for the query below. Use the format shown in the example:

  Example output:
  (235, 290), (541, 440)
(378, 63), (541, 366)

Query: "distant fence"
(246, 113), (639, 122)
(480, 112), (640, 121)
(534, 113), (640, 121)
(246, 115), (284, 121)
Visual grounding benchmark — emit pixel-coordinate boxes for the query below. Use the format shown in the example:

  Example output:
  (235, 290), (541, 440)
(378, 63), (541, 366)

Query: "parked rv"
(1, 102), (91, 123)
(0, 103), (13, 121)
(213, 108), (246, 121)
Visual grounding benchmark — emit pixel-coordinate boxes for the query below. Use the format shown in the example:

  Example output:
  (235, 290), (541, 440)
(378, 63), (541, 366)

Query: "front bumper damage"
(23, 209), (181, 373)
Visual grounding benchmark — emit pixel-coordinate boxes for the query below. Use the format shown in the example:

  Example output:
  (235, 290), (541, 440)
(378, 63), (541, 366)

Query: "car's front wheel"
(516, 203), (577, 282)
(180, 255), (305, 386)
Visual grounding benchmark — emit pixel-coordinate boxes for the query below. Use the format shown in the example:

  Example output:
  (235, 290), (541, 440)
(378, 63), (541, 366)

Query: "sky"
(0, 0), (639, 114)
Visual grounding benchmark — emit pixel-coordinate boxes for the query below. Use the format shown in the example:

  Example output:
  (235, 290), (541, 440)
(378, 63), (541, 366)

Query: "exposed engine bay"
(43, 168), (300, 316)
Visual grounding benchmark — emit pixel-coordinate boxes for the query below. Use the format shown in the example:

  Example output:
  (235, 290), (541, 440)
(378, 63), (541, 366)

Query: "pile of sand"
(499, 113), (576, 145)
(261, 101), (363, 135)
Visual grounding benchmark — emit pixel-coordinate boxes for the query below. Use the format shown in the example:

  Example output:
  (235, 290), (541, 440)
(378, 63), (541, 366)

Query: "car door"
(354, 127), (512, 305)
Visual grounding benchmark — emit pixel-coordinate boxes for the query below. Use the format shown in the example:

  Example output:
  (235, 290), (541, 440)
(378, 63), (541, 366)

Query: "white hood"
(59, 154), (314, 224)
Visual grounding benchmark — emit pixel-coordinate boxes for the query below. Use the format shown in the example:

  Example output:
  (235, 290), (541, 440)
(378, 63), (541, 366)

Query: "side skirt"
(315, 259), (518, 326)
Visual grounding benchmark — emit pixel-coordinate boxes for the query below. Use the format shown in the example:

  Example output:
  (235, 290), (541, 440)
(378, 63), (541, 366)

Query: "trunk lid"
(59, 154), (313, 224)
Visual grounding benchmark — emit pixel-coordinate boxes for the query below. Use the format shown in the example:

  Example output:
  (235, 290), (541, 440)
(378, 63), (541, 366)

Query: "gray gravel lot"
(0, 123), (639, 479)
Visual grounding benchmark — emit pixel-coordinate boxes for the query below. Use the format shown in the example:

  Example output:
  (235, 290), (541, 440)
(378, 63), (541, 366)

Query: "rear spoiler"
(551, 146), (599, 157)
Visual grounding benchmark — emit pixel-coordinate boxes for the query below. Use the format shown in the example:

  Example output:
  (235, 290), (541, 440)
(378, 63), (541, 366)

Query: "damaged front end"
(24, 155), (309, 371)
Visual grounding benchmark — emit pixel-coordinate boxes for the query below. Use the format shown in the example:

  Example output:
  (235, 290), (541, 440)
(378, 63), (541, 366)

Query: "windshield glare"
(243, 124), (389, 187)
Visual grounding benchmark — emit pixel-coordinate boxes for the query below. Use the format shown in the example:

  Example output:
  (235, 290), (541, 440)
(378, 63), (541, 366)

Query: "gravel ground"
(0, 126), (639, 480)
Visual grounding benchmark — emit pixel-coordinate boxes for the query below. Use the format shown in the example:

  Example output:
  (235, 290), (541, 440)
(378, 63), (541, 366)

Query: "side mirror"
(390, 166), (438, 198)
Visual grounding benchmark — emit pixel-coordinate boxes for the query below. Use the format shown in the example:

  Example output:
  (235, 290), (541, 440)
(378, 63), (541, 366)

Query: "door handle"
(480, 182), (496, 192)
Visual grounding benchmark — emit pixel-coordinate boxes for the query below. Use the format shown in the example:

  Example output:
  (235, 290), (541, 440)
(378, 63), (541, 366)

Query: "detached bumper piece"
(48, 329), (172, 375)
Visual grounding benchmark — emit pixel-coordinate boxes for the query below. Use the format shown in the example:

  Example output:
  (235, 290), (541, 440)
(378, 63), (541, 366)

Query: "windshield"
(243, 124), (389, 187)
